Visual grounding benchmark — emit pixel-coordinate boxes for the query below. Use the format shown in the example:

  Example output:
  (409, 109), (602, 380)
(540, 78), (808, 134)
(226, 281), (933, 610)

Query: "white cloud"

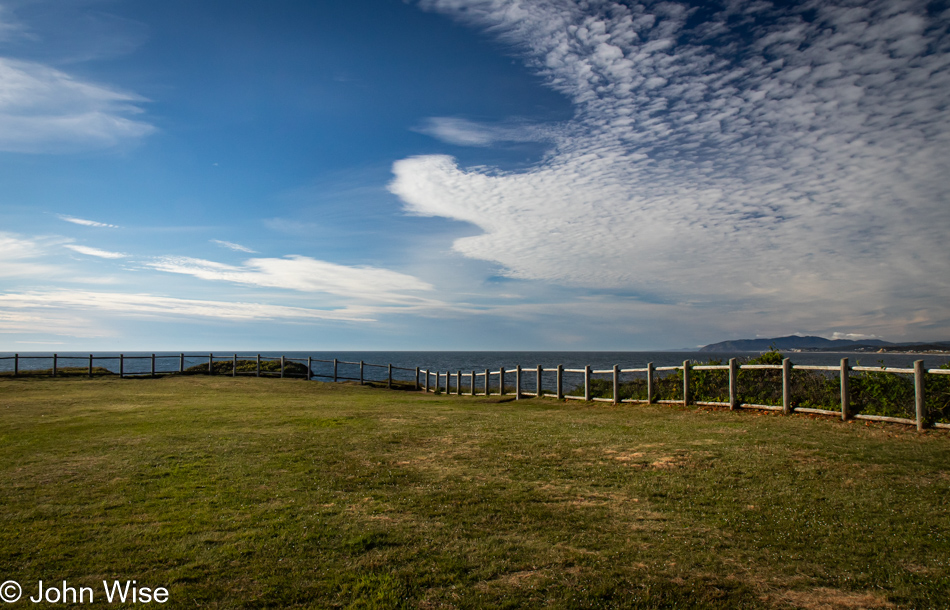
(58, 215), (119, 228)
(0, 290), (376, 323)
(396, 0), (950, 337)
(147, 255), (437, 305)
(415, 116), (555, 146)
(211, 239), (257, 253)
(64, 244), (126, 259)
(0, 57), (154, 153)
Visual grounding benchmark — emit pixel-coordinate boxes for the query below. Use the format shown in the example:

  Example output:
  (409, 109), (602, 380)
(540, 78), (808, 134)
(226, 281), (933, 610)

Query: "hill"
(700, 335), (950, 353)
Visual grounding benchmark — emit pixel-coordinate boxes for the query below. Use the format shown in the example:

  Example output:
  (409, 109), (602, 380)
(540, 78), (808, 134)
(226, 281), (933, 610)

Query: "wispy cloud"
(58, 215), (119, 228)
(147, 255), (436, 305)
(64, 244), (126, 259)
(0, 290), (376, 323)
(0, 57), (154, 153)
(210, 239), (257, 253)
(394, 0), (950, 338)
(415, 117), (555, 147)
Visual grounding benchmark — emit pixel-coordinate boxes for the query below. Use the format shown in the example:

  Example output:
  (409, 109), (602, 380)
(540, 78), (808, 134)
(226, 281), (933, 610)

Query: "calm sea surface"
(2, 350), (948, 388)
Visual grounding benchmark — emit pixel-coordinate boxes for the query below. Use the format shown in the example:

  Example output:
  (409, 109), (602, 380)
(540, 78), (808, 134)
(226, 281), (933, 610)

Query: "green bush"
(185, 359), (311, 377)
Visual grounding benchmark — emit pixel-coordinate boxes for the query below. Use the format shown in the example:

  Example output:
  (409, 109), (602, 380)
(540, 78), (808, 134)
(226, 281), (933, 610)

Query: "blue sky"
(1, 0), (948, 351)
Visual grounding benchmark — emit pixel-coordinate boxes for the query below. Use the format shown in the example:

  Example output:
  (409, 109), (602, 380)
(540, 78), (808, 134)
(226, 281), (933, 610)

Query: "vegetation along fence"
(3, 352), (948, 431)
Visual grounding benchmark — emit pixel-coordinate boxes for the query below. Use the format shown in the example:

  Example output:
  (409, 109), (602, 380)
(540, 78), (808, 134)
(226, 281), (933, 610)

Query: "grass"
(1, 376), (948, 608)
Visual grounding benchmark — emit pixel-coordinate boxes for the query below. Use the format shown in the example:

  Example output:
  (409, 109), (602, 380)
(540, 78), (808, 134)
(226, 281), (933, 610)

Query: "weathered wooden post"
(13, 354), (18, 377)
(333, 358), (338, 382)
(557, 364), (563, 400)
(471, 371), (476, 396)
(456, 370), (462, 395)
(537, 365), (543, 398)
(515, 365), (522, 400)
(613, 364), (620, 405)
(120, 354), (124, 378)
(308, 357), (313, 381)
(484, 369), (490, 396)
(152, 353), (157, 378)
(280, 356), (285, 379)
(840, 358), (850, 421)
(415, 367), (420, 390)
(584, 365), (591, 401)
(179, 353), (185, 374)
(424, 369), (429, 393)
(682, 360), (690, 406)
(388, 364), (392, 389)
(647, 362), (655, 404)
(88, 354), (93, 377)
(500, 367), (506, 396)
(208, 353), (214, 375)
(782, 358), (792, 414)
(52, 354), (57, 377)
(914, 360), (926, 431)
(444, 370), (449, 394)
(435, 371), (440, 393)
(728, 358), (737, 410)
(359, 361), (364, 385)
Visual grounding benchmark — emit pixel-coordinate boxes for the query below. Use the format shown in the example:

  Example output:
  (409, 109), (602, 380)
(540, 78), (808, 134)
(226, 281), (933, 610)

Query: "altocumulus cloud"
(393, 0), (950, 335)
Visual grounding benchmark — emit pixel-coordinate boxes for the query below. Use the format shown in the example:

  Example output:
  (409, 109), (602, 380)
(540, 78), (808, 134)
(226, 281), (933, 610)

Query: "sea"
(2, 350), (948, 390)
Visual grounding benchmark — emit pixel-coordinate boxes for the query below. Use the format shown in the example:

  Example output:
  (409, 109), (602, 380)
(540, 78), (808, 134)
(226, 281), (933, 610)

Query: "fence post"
(388, 364), (392, 389)
(536, 365), (542, 398)
(13, 354), (18, 377)
(500, 367), (506, 396)
(52, 354), (57, 378)
(280, 356), (285, 379)
(415, 367), (420, 391)
(333, 358), (338, 382)
(152, 353), (157, 378)
(557, 364), (563, 400)
(359, 361), (364, 385)
(782, 358), (792, 414)
(120, 354), (124, 378)
(647, 363), (654, 403)
(456, 370), (462, 396)
(89, 354), (93, 377)
(584, 365), (591, 401)
(515, 365), (522, 400)
(471, 371), (476, 396)
(915, 360), (926, 431)
(179, 353), (184, 374)
(682, 360), (690, 406)
(613, 364), (620, 405)
(232, 354), (237, 377)
(308, 357), (313, 381)
(424, 369), (429, 393)
(209, 354), (214, 375)
(435, 372), (440, 393)
(444, 371), (449, 394)
(840, 358), (850, 421)
(728, 359), (737, 410)
(484, 369), (490, 396)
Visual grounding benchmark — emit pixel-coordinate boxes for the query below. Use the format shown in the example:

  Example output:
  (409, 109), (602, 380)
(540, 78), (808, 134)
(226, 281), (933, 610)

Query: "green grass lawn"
(1, 376), (948, 609)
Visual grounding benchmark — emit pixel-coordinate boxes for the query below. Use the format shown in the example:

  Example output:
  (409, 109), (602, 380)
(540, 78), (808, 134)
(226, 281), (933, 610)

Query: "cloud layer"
(394, 0), (950, 336)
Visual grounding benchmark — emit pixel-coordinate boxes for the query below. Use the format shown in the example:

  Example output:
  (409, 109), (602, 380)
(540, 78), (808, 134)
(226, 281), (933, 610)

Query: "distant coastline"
(700, 335), (950, 355)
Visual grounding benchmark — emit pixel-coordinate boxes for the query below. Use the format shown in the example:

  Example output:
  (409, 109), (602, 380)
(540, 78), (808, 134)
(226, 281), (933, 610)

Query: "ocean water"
(2, 350), (948, 388)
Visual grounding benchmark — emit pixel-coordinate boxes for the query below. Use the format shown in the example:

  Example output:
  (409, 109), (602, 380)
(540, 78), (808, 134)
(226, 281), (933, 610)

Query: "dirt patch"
(780, 587), (894, 609)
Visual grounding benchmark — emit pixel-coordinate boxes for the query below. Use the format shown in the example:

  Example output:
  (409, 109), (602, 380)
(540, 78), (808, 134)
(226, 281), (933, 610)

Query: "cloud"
(147, 255), (437, 305)
(58, 215), (119, 228)
(211, 239), (257, 253)
(0, 57), (154, 153)
(64, 244), (126, 259)
(396, 0), (950, 337)
(0, 290), (376, 323)
(415, 117), (555, 147)
(0, 231), (63, 278)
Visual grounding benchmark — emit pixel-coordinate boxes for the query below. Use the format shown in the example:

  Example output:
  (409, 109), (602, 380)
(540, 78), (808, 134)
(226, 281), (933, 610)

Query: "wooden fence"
(3, 354), (948, 431)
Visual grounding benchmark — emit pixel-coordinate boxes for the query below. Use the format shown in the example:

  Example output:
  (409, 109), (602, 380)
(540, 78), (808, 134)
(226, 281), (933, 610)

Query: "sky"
(1, 0), (948, 351)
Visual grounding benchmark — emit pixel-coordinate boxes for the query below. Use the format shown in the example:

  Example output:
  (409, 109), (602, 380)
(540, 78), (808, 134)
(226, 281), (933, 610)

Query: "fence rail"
(3, 354), (948, 431)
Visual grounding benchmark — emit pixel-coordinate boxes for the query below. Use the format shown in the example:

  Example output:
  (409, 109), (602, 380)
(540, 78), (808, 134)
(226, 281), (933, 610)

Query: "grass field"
(1, 376), (948, 609)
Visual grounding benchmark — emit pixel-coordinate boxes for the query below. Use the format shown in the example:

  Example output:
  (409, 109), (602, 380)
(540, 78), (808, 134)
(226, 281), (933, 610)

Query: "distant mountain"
(699, 336), (950, 353)
(699, 335), (893, 352)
